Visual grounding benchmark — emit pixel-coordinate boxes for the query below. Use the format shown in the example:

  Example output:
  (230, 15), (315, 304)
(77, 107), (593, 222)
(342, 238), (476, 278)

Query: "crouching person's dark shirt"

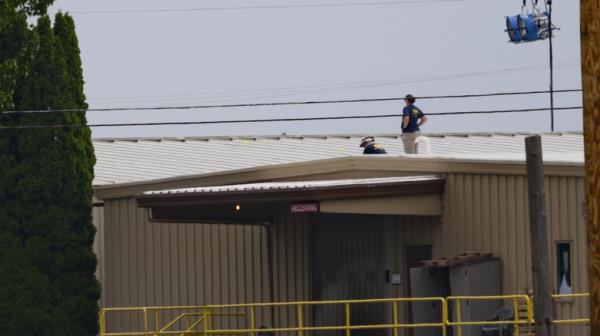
(363, 143), (387, 154)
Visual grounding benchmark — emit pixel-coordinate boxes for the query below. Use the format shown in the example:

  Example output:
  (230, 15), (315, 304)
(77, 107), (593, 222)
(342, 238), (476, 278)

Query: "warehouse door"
(311, 214), (388, 335)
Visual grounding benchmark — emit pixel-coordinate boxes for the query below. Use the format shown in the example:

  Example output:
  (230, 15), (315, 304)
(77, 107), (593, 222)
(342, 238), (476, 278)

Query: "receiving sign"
(290, 202), (320, 213)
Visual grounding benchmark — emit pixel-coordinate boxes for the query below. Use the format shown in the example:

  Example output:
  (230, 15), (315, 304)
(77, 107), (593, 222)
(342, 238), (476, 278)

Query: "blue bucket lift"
(506, 1), (555, 43)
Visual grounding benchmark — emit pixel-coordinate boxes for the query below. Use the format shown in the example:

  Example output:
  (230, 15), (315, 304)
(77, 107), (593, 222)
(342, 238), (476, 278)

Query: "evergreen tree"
(0, 7), (99, 335)
(51, 12), (99, 333)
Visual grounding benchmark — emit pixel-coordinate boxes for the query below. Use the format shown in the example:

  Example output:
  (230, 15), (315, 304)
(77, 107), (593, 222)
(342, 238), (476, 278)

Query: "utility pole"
(525, 135), (554, 336)
(547, 0), (555, 131)
(580, 0), (600, 333)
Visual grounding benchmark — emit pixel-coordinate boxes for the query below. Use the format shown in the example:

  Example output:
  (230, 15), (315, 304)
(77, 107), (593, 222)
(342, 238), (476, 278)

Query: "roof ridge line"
(92, 131), (583, 142)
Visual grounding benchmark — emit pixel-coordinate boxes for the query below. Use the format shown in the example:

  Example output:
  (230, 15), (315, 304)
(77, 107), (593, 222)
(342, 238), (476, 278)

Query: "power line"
(61, 0), (463, 15)
(0, 106), (582, 130)
(0, 89), (582, 115)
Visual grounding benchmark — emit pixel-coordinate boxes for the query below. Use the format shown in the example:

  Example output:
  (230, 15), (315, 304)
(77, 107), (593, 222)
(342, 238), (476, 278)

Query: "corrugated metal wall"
(311, 214), (388, 335)
(438, 174), (589, 335)
(270, 205), (312, 332)
(102, 198), (271, 332)
(389, 216), (439, 336)
(97, 172), (589, 335)
(269, 209), (440, 335)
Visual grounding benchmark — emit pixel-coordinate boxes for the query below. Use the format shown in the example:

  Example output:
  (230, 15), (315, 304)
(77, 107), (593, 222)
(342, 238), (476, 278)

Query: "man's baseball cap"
(359, 136), (375, 147)
(404, 94), (415, 99)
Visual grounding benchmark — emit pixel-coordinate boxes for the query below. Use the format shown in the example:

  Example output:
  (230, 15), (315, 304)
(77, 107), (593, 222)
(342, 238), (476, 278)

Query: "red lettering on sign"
(290, 202), (319, 213)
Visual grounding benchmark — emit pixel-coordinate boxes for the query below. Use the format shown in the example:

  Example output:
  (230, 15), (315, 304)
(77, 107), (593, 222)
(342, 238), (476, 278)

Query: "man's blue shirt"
(402, 104), (424, 133)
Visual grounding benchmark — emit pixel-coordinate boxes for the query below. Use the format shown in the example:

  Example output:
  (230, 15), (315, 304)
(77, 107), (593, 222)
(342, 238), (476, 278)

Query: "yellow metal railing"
(100, 297), (447, 336)
(552, 293), (590, 325)
(99, 306), (245, 336)
(446, 295), (532, 336)
(99, 293), (590, 336)
(202, 297), (447, 336)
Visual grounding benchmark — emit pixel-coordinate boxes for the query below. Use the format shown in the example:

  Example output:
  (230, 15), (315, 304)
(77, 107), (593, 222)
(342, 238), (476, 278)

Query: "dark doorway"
(406, 245), (433, 299)
(311, 214), (388, 336)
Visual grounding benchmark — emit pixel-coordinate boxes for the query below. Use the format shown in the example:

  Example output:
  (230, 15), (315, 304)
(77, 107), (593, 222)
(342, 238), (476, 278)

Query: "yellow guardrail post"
(143, 308), (149, 336)
(297, 304), (304, 336)
(527, 296), (534, 324)
(207, 308), (212, 334)
(99, 309), (107, 336)
(455, 299), (462, 336)
(392, 301), (398, 336)
(154, 309), (160, 336)
(203, 308), (209, 336)
(441, 298), (447, 336)
(345, 302), (351, 336)
(249, 306), (256, 336)
(512, 298), (520, 336)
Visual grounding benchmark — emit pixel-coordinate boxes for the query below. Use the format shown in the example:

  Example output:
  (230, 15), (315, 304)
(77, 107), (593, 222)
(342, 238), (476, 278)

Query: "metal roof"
(143, 175), (444, 195)
(93, 132), (584, 186)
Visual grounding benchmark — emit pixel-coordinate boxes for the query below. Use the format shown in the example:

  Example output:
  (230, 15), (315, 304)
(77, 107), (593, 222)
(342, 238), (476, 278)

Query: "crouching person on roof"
(360, 136), (387, 154)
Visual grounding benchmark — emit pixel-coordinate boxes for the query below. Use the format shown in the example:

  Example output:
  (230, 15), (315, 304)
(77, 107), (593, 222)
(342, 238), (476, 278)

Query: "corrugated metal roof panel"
(93, 132), (584, 185)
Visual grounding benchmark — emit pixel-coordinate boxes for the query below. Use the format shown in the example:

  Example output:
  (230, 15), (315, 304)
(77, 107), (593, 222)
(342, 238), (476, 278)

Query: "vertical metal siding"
(440, 173), (589, 336)
(99, 172), (588, 335)
(270, 204), (312, 330)
(391, 215), (439, 336)
(102, 198), (270, 332)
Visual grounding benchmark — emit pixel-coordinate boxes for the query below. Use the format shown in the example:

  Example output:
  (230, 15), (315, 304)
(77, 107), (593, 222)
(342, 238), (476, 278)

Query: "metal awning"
(136, 176), (445, 221)
(137, 176), (445, 207)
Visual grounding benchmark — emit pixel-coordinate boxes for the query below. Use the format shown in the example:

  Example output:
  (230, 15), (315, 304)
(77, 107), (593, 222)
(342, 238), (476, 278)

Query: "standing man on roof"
(401, 94), (428, 154)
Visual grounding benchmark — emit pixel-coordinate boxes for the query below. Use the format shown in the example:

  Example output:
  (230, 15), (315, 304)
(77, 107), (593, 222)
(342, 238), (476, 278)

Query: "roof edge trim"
(94, 155), (583, 201)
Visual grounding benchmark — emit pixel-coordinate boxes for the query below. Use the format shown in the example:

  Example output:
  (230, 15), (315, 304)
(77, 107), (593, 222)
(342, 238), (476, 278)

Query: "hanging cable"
(0, 106), (582, 130)
(60, 0), (464, 15)
(0, 89), (582, 115)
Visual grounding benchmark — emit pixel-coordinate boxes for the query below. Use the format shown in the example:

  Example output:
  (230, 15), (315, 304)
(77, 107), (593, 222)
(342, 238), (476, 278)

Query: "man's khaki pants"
(402, 131), (420, 154)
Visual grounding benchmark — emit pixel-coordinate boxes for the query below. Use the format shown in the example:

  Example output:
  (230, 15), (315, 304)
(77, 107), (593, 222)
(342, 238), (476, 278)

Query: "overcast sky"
(49, 0), (582, 138)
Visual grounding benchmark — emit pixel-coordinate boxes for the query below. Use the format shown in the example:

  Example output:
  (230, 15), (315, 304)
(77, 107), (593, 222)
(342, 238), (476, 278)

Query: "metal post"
(297, 304), (303, 336)
(441, 299), (447, 336)
(203, 308), (210, 336)
(345, 303), (351, 336)
(581, 0), (600, 331)
(526, 296), (534, 325)
(250, 306), (256, 336)
(455, 299), (463, 336)
(143, 308), (149, 336)
(525, 135), (554, 336)
(155, 310), (161, 336)
(99, 310), (107, 336)
(547, 0), (555, 131)
(513, 298), (520, 336)
(264, 223), (276, 328)
(207, 309), (212, 333)
(392, 302), (398, 336)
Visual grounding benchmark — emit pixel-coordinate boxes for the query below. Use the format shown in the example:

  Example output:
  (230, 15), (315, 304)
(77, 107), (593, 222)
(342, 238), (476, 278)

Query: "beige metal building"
(92, 132), (588, 335)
